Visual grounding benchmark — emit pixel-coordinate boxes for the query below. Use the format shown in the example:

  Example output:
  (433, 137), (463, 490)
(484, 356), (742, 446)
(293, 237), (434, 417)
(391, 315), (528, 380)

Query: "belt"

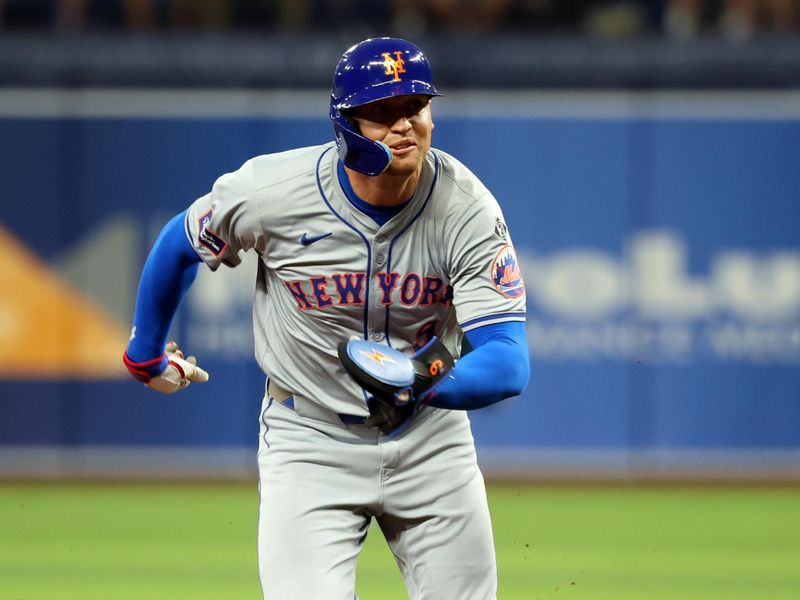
(267, 379), (369, 427)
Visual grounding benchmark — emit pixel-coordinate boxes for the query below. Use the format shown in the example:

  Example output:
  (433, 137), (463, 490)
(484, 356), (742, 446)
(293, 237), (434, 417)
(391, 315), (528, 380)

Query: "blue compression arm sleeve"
(425, 321), (530, 411)
(126, 210), (201, 370)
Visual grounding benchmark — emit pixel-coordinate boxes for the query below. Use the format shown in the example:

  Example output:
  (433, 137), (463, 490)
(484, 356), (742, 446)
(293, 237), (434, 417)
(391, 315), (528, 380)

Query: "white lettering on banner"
(522, 231), (800, 320)
(527, 322), (694, 362)
(704, 324), (800, 363)
(630, 234), (710, 319)
(521, 231), (800, 364)
(715, 253), (800, 321)
(527, 251), (626, 318)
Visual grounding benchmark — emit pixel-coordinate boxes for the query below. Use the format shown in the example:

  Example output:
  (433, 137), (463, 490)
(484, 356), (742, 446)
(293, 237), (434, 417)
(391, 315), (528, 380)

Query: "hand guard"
(337, 337), (454, 435)
(123, 341), (209, 394)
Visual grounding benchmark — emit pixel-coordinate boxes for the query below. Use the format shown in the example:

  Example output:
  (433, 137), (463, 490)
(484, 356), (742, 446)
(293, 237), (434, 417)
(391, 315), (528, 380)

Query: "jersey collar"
(326, 143), (438, 236)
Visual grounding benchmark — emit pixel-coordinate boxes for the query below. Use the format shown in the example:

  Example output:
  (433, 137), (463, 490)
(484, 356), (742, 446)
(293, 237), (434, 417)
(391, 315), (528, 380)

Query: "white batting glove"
(123, 341), (209, 394)
(147, 341), (210, 394)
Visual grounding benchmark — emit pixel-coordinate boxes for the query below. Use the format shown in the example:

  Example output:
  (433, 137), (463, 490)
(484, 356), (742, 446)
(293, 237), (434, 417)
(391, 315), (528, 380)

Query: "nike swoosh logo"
(300, 232), (333, 246)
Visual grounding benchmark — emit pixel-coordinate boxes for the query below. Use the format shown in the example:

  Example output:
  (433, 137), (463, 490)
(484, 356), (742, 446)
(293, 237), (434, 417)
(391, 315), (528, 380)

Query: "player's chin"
(386, 152), (425, 176)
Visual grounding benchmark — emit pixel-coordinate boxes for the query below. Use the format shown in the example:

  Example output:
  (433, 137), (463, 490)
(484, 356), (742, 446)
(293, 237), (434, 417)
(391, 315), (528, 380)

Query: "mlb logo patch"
(197, 210), (227, 256)
(491, 245), (525, 298)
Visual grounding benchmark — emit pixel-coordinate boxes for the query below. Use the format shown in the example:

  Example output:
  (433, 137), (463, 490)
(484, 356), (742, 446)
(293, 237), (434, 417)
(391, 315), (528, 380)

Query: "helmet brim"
(335, 79), (442, 111)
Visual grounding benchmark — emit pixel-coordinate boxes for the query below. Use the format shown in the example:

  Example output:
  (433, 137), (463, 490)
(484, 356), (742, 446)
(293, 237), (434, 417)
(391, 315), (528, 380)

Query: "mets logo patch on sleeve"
(197, 210), (227, 256)
(491, 244), (525, 298)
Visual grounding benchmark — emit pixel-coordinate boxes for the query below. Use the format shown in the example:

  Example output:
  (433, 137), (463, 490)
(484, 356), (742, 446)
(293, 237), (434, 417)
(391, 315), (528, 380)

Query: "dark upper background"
(1, 0), (799, 88)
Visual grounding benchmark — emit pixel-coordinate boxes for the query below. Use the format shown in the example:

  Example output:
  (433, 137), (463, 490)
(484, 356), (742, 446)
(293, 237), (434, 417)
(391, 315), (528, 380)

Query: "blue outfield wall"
(0, 90), (798, 477)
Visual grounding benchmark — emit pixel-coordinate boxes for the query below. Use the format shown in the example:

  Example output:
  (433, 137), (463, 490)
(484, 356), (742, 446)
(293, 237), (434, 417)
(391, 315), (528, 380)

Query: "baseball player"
(123, 37), (529, 599)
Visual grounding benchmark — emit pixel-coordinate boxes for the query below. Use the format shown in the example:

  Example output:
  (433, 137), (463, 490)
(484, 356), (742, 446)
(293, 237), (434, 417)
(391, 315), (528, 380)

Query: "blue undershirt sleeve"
(125, 210), (202, 371)
(425, 321), (530, 410)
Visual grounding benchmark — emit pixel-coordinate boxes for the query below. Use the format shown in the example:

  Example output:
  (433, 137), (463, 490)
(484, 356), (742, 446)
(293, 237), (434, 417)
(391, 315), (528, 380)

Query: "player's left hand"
(337, 337), (454, 434)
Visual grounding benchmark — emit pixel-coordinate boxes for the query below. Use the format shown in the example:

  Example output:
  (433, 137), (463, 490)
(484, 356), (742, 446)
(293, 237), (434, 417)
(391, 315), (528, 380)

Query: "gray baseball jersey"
(184, 141), (526, 417)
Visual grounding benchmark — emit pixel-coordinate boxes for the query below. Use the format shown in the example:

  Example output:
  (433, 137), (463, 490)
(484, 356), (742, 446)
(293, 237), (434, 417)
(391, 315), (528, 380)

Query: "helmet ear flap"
(331, 108), (392, 176)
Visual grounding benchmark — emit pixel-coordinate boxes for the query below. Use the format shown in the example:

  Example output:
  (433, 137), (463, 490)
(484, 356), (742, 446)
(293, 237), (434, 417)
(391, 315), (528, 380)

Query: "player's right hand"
(147, 341), (210, 394)
(123, 341), (210, 394)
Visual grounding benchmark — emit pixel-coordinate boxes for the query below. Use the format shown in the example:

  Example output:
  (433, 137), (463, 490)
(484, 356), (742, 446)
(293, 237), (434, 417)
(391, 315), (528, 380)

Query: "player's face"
(350, 95), (434, 176)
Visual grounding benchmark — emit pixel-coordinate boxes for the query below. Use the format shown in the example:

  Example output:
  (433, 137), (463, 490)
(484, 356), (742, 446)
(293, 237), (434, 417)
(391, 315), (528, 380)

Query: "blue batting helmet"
(330, 37), (442, 176)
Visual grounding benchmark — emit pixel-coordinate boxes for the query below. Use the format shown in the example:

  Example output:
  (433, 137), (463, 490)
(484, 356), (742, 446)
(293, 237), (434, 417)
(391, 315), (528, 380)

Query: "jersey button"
(370, 331), (383, 342)
(375, 235), (385, 243)
(376, 253), (385, 265)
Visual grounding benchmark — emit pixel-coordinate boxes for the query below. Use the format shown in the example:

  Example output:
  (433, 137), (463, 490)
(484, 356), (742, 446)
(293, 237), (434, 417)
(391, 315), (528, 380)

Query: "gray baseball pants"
(256, 395), (497, 599)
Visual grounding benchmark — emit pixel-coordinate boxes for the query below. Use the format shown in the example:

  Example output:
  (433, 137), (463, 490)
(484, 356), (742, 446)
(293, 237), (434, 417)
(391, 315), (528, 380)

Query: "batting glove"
(123, 341), (209, 394)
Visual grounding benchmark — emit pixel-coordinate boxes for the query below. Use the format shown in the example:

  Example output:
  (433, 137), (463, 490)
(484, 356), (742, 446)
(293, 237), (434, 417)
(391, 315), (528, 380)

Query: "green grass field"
(1, 482), (798, 599)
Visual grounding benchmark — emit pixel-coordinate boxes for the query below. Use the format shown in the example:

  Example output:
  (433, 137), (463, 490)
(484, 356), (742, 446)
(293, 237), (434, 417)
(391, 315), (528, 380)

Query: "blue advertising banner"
(1, 90), (798, 477)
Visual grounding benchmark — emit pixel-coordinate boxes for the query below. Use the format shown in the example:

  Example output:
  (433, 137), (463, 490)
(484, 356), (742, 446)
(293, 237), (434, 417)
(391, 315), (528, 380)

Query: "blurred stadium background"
(1, 1), (799, 598)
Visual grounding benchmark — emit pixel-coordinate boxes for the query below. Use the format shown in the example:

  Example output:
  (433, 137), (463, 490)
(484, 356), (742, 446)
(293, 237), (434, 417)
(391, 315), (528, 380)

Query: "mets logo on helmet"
(491, 244), (525, 298)
(382, 51), (406, 81)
